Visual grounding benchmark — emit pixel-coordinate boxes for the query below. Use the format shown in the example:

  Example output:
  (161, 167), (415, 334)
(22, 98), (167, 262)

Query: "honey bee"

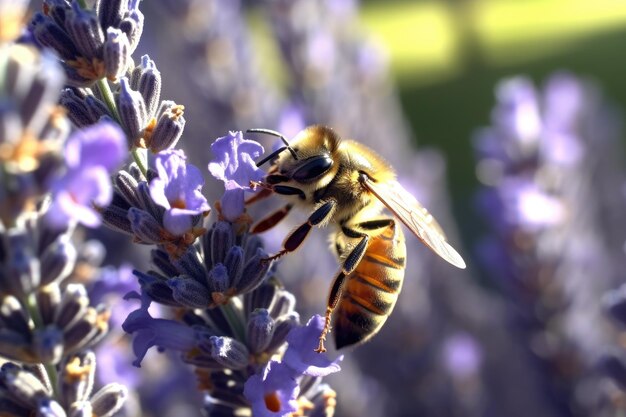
(248, 125), (465, 352)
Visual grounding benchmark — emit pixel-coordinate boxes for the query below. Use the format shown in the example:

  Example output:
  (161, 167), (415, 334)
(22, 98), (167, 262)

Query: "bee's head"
(251, 125), (340, 184)
(279, 125), (339, 183)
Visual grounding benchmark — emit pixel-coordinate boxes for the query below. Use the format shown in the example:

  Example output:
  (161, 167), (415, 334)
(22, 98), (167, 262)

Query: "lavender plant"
(474, 73), (625, 416)
(14, 0), (345, 416)
(11, 0), (626, 416)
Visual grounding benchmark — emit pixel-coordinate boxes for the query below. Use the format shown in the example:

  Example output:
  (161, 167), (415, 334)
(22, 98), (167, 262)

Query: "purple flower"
(149, 149), (210, 236)
(95, 339), (140, 388)
(63, 121), (127, 172)
(88, 264), (137, 328)
(442, 332), (483, 379)
(283, 315), (343, 377)
(121, 291), (197, 367)
(208, 131), (265, 222)
(46, 121), (126, 228)
(243, 361), (299, 417)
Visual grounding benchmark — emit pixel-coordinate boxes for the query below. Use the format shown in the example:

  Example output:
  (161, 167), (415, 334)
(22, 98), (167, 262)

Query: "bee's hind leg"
(316, 218), (396, 353)
(316, 225), (373, 353)
(262, 199), (337, 264)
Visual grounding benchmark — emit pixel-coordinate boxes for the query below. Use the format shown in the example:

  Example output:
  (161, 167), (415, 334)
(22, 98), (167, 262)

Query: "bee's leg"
(316, 225), (372, 353)
(355, 218), (395, 232)
(262, 199), (337, 263)
(251, 204), (293, 233)
(245, 187), (273, 205)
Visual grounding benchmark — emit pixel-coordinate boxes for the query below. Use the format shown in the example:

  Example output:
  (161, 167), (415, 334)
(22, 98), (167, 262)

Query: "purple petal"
(163, 208), (194, 236)
(283, 315), (343, 377)
(65, 121), (127, 172)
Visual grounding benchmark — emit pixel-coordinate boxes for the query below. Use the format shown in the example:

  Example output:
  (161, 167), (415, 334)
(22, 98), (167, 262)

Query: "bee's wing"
(363, 177), (466, 269)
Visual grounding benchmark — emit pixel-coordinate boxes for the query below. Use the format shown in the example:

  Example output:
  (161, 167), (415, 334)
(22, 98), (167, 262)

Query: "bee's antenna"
(247, 128), (298, 164)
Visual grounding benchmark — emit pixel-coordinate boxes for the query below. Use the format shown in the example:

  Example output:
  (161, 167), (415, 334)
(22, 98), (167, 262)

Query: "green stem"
(44, 363), (59, 397)
(75, 0), (88, 9)
(95, 79), (148, 177)
(26, 294), (60, 397)
(95, 78), (120, 123)
(220, 301), (246, 342)
(26, 293), (44, 329)
(0, 46), (8, 94)
(131, 147), (148, 178)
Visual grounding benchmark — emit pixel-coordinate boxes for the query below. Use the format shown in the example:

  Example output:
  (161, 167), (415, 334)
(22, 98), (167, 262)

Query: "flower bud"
(149, 102), (184, 152)
(98, 0), (125, 30)
(0, 363), (49, 408)
(30, 14), (78, 61)
(104, 28), (131, 81)
(168, 276), (211, 308)
(247, 309), (275, 354)
(116, 77), (147, 145)
(40, 238), (77, 286)
(59, 351), (96, 406)
(173, 249), (207, 282)
(209, 222), (234, 266)
(237, 248), (270, 294)
(208, 264), (230, 294)
(119, 1), (144, 51)
(267, 313), (300, 352)
(85, 95), (110, 122)
(136, 182), (164, 222)
(150, 248), (179, 278)
(133, 270), (178, 306)
(203, 336), (249, 369)
(114, 170), (141, 208)
(66, 3), (105, 59)
(60, 88), (93, 127)
(270, 290), (297, 318)
(90, 383), (128, 417)
(100, 204), (133, 235)
(133, 55), (161, 118)
(127, 207), (163, 244)
(223, 246), (244, 288)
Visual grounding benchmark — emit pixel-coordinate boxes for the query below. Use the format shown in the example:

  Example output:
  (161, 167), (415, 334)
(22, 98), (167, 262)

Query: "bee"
(248, 125), (466, 352)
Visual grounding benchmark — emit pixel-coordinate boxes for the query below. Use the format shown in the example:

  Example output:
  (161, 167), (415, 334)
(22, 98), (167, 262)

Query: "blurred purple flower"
(243, 361), (299, 417)
(46, 121), (126, 228)
(283, 315), (343, 377)
(208, 131), (264, 222)
(149, 149), (210, 236)
(122, 291), (197, 367)
(89, 264), (138, 328)
(95, 339), (141, 388)
(442, 332), (482, 379)
(64, 122), (127, 171)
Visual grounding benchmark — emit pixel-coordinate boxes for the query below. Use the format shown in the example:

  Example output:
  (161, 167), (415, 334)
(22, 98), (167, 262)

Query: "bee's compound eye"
(292, 154), (333, 181)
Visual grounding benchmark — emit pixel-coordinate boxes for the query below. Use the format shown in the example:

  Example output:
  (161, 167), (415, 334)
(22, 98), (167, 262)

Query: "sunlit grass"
(360, 0), (626, 86)
(360, 2), (462, 85)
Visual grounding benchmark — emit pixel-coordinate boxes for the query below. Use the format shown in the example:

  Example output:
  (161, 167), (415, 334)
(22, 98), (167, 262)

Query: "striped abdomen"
(333, 221), (406, 349)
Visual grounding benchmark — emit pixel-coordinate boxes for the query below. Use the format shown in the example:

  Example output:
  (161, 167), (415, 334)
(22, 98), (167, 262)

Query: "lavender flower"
(29, 0), (143, 86)
(0, 44), (69, 226)
(283, 315), (343, 378)
(208, 131), (264, 222)
(149, 149), (210, 236)
(46, 121), (126, 229)
(474, 73), (622, 416)
(243, 361), (299, 417)
(0, 353), (127, 416)
(121, 292), (198, 367)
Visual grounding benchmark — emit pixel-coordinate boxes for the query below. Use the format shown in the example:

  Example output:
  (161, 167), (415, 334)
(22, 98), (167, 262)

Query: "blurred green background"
(357, 0), (626, 248)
